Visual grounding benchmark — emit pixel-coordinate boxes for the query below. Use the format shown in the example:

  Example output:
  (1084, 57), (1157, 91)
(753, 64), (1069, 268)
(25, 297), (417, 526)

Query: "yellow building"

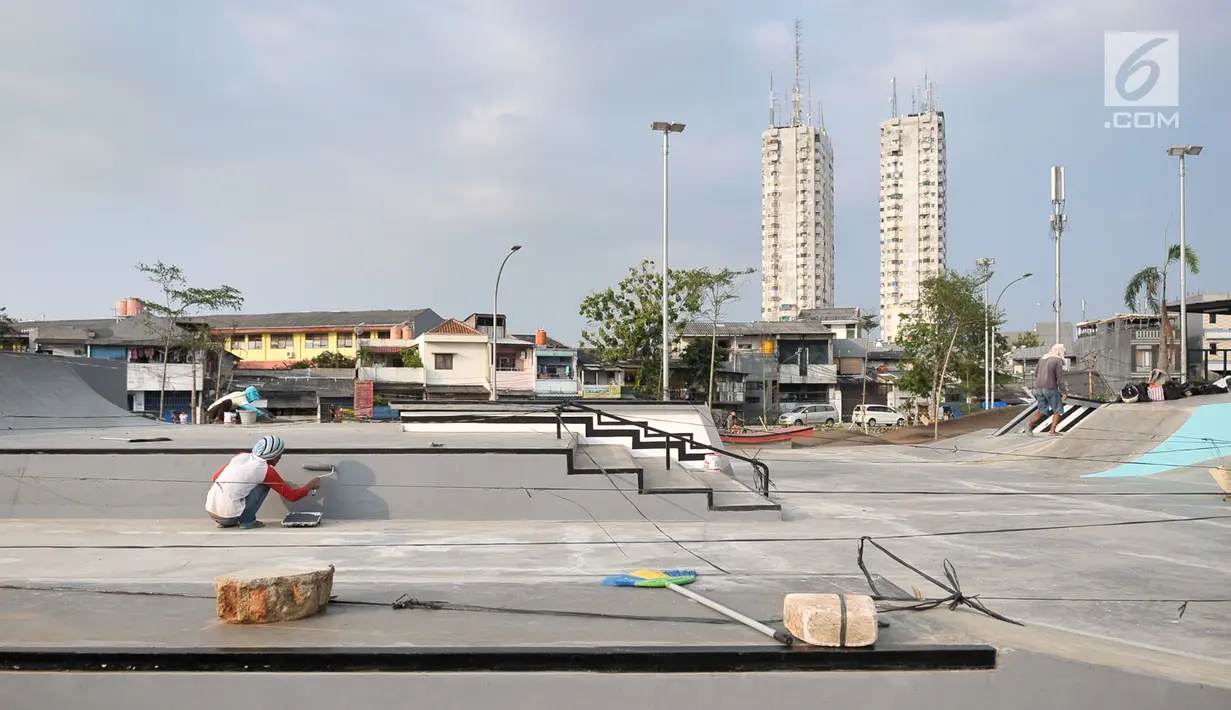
(208, 309), (443, 369)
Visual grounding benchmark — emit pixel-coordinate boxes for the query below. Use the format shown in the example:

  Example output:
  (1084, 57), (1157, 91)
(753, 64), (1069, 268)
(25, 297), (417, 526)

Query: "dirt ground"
(787, 406), (1026, 448)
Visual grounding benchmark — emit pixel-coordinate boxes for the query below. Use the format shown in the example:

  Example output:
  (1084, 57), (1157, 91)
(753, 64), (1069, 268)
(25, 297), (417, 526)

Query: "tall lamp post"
(976, 258), (995, 410)
(651, 121), (685, 401)
(490, 245), (522, 402)
(991, 272), (1033, 404)
(1167, 145), (1201, 379)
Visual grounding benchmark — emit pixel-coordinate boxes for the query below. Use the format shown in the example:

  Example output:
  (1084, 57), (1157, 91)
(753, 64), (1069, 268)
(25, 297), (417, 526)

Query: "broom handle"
(667, 583), (793, 645)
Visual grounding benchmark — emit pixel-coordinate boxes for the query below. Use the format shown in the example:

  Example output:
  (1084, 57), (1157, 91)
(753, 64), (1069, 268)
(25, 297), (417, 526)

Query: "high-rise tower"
(760, 20), (836, 321)
(878, 77), (947, 342)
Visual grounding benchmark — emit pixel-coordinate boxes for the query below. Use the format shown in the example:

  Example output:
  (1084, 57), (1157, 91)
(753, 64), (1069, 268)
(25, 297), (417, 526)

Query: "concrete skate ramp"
(1003, 394), (1231, 476)
(0, 352), (153, 431)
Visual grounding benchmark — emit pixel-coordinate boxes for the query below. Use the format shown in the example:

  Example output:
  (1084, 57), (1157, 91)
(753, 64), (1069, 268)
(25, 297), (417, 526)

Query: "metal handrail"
(552, 401), (772, 497)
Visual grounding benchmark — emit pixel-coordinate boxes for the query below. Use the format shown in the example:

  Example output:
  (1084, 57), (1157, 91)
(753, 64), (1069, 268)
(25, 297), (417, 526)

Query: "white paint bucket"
(704, 453), (725, 472)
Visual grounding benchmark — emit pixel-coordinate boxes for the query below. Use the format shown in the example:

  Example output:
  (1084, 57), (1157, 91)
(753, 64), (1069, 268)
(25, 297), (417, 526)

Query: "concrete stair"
(574, 443), (781, 520)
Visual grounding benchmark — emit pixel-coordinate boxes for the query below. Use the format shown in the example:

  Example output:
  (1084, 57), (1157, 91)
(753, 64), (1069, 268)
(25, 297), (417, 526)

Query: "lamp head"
(510, 245), (522, 252)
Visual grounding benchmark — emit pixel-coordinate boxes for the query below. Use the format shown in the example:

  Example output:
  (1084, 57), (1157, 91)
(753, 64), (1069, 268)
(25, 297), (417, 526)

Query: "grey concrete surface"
(2, 397), (1230, 701)
(4, 651), (1229, 710)
(0, 352), (150, 431)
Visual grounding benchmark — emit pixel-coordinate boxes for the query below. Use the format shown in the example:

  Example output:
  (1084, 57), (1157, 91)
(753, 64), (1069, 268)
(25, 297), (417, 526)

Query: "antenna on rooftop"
(791, 19), (802, 127)
(769, 71), (776, 127)
(890, 77), (898, 118)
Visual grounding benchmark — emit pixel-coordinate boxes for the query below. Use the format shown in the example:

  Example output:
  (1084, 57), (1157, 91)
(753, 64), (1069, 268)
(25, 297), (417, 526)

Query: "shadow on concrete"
(286, 458), (390, 521)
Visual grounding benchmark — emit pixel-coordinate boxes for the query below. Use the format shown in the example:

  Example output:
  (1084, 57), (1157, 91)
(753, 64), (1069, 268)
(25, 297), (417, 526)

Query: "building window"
(338, 333), (353, 348)
(230, 336), (245, 350)
(305, 333), (328, 349)
(434, 353), (454, 370)
(1211, 313), (1218, 324)
(1134, 347), (1152, 370)
(247, 335), (263, 348)
(270, 334), (293, 349)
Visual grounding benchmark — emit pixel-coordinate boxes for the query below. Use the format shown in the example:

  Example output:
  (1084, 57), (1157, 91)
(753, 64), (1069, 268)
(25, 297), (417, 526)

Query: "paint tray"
(281, 511), (323, 527)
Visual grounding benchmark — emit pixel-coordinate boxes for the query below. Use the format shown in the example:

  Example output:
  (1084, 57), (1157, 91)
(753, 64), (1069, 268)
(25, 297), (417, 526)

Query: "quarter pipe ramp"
(0, 352), (152, 431)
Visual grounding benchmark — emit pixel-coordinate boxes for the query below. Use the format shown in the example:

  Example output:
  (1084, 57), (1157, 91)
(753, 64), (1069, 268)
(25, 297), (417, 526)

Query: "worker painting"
(206, 435), (321, 529)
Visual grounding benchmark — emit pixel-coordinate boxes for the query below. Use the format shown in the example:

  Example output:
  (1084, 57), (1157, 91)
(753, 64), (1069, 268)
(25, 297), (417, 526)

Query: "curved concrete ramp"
(1084, 399), (1231, 478)
(0, 352), (153, 431)
(997, 394), (1231, 477)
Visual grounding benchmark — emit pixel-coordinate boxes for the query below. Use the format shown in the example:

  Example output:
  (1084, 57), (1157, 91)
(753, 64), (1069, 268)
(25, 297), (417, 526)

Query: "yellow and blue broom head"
(601, 569), (697, 587)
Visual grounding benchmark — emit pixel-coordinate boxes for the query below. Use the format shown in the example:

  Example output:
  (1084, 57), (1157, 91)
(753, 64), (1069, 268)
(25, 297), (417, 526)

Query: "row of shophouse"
(5, 301), (904, 422)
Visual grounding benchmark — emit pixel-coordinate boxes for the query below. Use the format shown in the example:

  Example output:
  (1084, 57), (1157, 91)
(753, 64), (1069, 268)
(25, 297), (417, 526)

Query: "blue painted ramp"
(1084, 401), (1231, 478)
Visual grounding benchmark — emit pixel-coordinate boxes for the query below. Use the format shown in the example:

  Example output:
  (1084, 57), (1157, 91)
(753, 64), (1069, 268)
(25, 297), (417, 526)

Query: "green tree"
(1012, 331), (1041, 349)
(0, 306), (15, 339)
(679, 338), (730, 397)
(898, 269), (1001, 419)
(579, 259), (705, 397)
(313, 351), (357, 369)
(136, 262), (244, 418)
(399, 347), (423, 368)
(1124, 243), (1200, 373)
(859, 313), (879, 337)
(693, 266), (754, 406)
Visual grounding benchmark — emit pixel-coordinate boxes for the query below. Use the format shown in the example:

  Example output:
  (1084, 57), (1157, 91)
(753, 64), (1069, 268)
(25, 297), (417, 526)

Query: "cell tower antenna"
(923, 71), (934, 113)
(769, 71), (776, 127)
(890, 77), (897, 118)
(912, 86), (918, 114)
(791, 19), (802, 126)
(807, 78), (812, 126)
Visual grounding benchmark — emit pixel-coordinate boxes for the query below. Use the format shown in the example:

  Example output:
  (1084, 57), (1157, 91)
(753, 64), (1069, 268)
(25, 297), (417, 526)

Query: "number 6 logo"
(1116, 37), (1167, 102)
(1104, 32), (1179, 107)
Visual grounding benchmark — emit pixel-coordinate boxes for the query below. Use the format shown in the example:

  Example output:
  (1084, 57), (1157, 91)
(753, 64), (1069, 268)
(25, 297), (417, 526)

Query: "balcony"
(127, 363), (202, 392)
(494, 367), (535, 392)
(1133, 330), (1161, 342)
(777, 363), (837, 384)
(358, 338), (417, 350)
(357, 366), (425, 384)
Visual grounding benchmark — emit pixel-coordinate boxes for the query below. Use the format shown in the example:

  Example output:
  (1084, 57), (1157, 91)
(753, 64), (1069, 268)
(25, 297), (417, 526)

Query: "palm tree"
(1124, 243), (1200, 373)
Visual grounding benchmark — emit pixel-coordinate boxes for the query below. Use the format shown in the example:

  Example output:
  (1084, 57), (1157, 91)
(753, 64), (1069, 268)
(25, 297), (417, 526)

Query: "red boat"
(719, 425), (814, 445)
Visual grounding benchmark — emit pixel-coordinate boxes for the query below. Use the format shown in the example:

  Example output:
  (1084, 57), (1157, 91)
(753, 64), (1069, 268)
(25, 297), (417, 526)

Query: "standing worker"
(206, 435), (321, 529)
(1024, 343), (1068, 436)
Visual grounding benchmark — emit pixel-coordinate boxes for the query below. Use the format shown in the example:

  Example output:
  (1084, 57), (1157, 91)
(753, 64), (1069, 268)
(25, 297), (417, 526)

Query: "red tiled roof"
(427, 319), (485, 336)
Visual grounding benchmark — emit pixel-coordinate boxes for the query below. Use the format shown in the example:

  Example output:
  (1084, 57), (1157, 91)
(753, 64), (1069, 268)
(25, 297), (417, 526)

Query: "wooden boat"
(719, 425), (814, 445)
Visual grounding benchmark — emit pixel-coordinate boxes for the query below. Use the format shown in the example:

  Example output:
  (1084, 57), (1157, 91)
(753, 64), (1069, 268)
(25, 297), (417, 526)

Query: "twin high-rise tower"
(877, 78), (947, 342)
(760, 21), (836, 321)
(759, 24), (946, 339)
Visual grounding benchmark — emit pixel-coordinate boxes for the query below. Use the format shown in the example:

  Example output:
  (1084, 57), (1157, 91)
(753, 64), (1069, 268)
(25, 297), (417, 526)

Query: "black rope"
(856, 536), (1023, 626)
(386, 595), (782, 626)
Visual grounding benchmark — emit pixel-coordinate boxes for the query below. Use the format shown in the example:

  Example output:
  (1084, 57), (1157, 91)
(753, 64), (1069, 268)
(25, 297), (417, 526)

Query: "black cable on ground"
(856, 536), (1020, 627)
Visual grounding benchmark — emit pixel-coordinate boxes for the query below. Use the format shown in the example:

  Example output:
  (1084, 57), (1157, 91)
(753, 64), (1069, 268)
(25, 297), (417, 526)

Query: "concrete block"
(783, 593), (877, 647)
(215, 564), (335, 624)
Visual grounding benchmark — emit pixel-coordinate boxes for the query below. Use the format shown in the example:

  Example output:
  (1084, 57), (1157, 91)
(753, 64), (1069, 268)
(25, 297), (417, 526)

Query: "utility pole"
(1050, 166), (1067, 351)
(976, 258), (994, 410)
(651, 121), (686, 401)
(1168, 146), (1202, 379)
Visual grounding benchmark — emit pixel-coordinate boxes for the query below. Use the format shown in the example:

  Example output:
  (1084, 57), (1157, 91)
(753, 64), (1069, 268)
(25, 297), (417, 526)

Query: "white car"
(851, 404), (906, 427)
(778, 403), (840, 427)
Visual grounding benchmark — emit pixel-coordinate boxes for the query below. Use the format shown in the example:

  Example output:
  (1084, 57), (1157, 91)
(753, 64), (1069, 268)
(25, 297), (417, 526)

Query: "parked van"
(851, 404), (906, 427)
(778, 403), (840, 427)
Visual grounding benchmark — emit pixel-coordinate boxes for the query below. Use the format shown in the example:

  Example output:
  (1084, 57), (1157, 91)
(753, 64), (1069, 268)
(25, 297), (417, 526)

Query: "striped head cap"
(252, 435), (286, 461)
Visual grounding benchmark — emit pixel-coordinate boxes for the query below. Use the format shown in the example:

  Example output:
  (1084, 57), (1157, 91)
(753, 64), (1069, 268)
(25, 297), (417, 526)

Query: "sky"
(2, 0), (1228, 343)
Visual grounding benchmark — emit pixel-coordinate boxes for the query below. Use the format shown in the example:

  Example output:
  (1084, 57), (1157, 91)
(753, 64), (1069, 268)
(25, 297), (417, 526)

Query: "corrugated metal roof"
(680, 321), (833, 337)
(204, 308), (436, 330)
(16, 316), (185, 346)
(511, 333), (574, 349)
(798, 307), (861, 321)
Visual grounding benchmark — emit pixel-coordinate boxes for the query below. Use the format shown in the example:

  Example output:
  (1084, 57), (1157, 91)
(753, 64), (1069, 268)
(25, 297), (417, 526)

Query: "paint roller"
(302, 463), (337, 496)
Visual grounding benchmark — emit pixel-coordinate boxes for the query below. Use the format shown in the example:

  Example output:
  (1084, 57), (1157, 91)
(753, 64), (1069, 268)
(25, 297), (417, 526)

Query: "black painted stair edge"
(0, 644), (998, 673)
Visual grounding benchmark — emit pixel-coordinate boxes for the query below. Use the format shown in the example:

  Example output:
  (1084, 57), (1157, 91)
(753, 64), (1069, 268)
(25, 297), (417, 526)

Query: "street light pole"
(1168, 145), (1201, 379)
(490, 245), (522, 402)
(991, 272), (1033, 405)
(976, 258), (994, 410)
(652, 121), (685, 401)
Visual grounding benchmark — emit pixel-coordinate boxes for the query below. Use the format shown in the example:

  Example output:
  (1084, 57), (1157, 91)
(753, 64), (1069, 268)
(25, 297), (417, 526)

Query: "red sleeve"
(262, 465), (311, 502)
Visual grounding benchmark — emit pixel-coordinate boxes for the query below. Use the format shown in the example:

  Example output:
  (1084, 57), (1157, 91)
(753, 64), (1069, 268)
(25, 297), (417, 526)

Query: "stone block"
(215, 564), (335, 624)
(783, 593), (877, 647)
